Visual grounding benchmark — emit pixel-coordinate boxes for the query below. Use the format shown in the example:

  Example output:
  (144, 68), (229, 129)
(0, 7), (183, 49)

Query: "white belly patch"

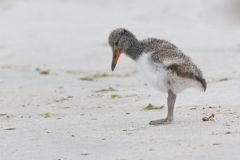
(136, 53), (201, 93)
(137, 53), (169, 92)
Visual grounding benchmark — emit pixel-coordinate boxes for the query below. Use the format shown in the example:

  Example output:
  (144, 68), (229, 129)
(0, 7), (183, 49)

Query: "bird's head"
(108, 28), (137, 71)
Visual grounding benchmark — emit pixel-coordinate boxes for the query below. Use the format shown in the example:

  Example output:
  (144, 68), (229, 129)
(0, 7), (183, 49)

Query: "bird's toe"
(149, 118), (172, 125)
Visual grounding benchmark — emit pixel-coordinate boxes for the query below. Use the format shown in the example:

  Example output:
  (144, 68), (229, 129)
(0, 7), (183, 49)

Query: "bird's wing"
(151, 49), (207, 91)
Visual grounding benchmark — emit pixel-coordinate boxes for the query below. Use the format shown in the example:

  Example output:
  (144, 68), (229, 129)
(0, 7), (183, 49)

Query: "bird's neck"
(125, 42), (143, 61)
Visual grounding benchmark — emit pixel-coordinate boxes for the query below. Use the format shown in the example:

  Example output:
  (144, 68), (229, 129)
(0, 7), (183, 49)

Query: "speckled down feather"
(140, 38), (206, 91)
(108, 28), (207, 91)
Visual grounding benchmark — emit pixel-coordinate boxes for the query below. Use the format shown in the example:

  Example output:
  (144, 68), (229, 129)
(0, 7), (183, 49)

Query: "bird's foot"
(149, 118), (173, 125)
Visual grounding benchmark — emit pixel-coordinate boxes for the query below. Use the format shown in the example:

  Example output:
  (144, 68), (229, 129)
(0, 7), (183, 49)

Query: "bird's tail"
(195, 76), (207, 91)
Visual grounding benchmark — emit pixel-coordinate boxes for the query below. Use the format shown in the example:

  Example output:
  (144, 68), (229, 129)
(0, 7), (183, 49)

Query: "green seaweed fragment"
(79, 73), (110, 81)
(95, 87), (116, 93)
(144, 104), (164, 110)
(40, 112), (54, 118)
(110, 94), (122, 99)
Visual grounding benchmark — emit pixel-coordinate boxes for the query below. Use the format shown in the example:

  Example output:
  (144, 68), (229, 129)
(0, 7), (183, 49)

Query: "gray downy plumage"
(108, 28), (206, 91)
(108, 28), (207, 125)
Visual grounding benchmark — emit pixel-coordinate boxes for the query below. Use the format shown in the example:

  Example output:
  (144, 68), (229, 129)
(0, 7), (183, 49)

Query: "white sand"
(0, 0), (240, 160)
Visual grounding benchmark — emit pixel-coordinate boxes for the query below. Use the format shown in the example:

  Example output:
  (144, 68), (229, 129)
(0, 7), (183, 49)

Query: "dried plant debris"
(79, 71), (136, 81)
(202, 114), (215, 122)
(208, 77), (230, 83)
(110, 94), (122, 99)
(36, 68), (51, 75)
(65, 70), (83, 75)
(144, 104), (164, 110)
(122, 128), (136, 132)
(40, 112), (54, 118)
(124, 94), (138, 98)
(90, 93), (104, 98)
(95, 87), (116, 93)
(110, 94), (138, 99)
(208, 106), (217, 109)
(54, 96), (73, 103)
(218, 78), (229, 82)
(79, 73), (110, 81)
(190, 107), (197, 110)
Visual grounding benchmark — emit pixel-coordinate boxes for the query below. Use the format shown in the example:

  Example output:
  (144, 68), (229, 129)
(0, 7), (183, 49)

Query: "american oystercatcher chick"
(108, 28), (206, 125)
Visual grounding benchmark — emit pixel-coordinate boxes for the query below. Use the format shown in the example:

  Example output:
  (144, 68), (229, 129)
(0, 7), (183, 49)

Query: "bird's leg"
(149, 90), (176, 125)
(166, 90), (176, 121)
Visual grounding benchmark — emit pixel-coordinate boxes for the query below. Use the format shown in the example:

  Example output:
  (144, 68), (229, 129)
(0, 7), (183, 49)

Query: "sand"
(0, 0), (240, 160)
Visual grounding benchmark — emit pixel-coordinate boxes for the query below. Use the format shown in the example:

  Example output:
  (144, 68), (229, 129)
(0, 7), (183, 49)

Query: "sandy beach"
(0, 0), (240, 160)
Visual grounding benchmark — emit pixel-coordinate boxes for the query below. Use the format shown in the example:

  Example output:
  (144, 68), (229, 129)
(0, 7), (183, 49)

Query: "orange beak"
(111, 49), (121, 71)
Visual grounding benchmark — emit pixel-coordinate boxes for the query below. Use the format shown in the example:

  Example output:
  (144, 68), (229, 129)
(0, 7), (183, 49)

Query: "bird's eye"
(115, 41), (119, 46)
